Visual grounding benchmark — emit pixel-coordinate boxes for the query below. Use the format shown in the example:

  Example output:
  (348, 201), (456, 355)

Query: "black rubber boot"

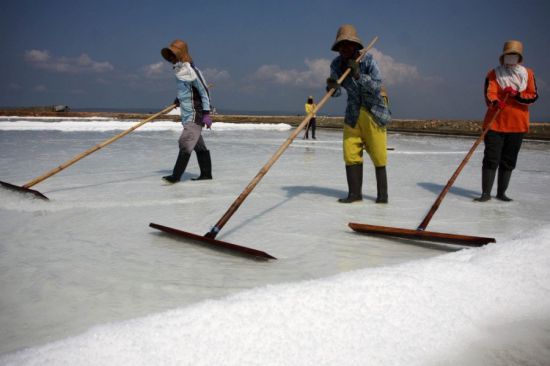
(474, 168), (496, 202)
(163, 150), (191, 183)
(375, 166), (388, 204)
(192, 150), (213, 181)
(338, 164), (363, 203)
(496, 169), (513, 201)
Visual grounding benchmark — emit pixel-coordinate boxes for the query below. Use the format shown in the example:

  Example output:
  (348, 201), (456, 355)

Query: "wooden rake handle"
(22, 104), (176, 188)
(417, 94), (510, 231)
(206, 37), (379, 238)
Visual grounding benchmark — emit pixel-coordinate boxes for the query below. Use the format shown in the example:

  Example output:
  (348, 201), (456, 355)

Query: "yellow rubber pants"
(343, 107), (387, 167)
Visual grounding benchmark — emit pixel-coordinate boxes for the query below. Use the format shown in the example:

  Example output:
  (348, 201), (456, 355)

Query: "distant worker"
(160, 39), (213, 183)
(475, 40), (538, 202)
(327, 24), (391, 203)
(303, 96), (317, 139)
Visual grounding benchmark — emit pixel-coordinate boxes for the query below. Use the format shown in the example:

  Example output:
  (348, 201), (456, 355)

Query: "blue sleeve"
(329, 59), (342, 98)
(356, 55), (382, 94)
(191, 71), (211, 112)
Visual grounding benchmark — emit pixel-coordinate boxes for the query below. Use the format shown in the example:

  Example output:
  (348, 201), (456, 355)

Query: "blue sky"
(1, 0), (548, 120)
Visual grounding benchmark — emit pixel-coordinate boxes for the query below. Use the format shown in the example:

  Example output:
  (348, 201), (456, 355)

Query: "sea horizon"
(1, 105), (549, 123)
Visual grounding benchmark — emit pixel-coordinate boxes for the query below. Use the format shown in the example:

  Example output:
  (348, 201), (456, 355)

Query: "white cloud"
(369, 48), (421, 85)
(141, 63), (230, 86)
(75, 54), (113, 73)
(25, 49), (114, 74)
(251, 58), (329, 88)
(25, 50), (50, 63)
(95, 78), (112, 85)
(202, 68), (230, 83)
(250, 49), (427, 88)
(144, 62), (167, 78)
(32, 84), (47, 92)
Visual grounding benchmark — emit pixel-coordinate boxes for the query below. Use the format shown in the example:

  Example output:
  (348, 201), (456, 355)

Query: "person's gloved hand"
(491, 100), (506, 110)
(326, 78), (339, 91)
(503, 86), (518, 96)
(202, 112), (212, 129)
(173, 98), (180, 107)
(347, 59), (360, 79)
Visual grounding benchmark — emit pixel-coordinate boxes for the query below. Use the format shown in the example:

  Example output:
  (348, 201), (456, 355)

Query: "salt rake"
(150, 37), (379, 260)
(0, 104), (176, 200)
(349, 96), (511, 247)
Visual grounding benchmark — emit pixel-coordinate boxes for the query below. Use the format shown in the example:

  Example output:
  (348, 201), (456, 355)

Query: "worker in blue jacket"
(161, 39), (213, 183)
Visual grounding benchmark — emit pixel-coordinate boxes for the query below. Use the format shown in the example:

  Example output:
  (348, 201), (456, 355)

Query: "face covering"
(503, 54), (520, 66)
(173, 62), (197, 82)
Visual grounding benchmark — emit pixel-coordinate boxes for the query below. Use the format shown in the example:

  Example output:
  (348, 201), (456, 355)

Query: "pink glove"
(202, 112), (212, 129)
(491, 100), (506, 110)
(503, 86), (518, 96)
(492, 100), (506, 110)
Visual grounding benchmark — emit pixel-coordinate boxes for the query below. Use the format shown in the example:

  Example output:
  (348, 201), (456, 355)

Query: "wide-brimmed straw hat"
(331, 24), (364, 52)
(161, 39), (192, 63)
(380, 85), (388, 98)
(499, 40), (523, 64)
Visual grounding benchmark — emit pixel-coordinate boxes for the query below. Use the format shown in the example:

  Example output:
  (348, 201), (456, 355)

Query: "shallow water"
(1, 120), (549, 355)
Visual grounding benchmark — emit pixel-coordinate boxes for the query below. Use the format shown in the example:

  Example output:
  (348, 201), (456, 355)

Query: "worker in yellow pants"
(340, 107), (388, 203)
(327, 24), (391, 203)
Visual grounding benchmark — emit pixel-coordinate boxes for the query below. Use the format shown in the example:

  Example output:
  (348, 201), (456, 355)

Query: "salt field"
(1, 117), (549, 364)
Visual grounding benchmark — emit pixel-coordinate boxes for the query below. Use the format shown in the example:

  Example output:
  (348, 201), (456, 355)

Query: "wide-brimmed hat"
(380, 85), (388, 98)
(499, 40), (523, 64)
(161, 39), (192, 63)
(331, 24), (364, 52)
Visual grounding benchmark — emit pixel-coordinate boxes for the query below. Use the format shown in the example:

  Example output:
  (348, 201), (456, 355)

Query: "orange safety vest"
(483, 67), (538, 132)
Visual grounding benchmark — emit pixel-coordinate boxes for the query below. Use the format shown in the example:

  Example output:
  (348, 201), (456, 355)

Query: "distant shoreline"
(1, 108), (549, 140)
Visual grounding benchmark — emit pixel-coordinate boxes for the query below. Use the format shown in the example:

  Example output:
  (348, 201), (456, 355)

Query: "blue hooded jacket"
(173, 62), (211, 124)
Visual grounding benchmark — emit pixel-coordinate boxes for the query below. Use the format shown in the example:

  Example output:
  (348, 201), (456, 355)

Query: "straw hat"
(499, 40), (523, 64)
(161, 39), (192, 63)
(331, 24), (364, 51)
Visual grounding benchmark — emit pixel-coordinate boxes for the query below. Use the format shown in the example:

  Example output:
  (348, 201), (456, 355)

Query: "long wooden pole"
(205, 37), (379, 238)
(21, 104), (176, 188)
(416, 95), (509, 231)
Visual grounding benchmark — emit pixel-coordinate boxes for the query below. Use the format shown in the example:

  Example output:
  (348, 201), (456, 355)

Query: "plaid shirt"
(330, 53), (391, 127)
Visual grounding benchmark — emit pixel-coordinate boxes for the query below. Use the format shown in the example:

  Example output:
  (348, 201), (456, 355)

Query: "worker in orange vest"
(475, 40), (538, 202)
